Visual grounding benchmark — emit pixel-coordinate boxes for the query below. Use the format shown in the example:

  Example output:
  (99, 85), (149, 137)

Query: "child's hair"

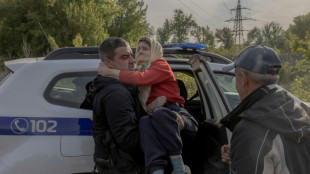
(138, 36), (151, 47)
(137, 36), (163, 64)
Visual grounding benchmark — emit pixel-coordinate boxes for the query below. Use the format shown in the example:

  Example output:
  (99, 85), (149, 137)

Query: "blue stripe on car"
(0, 117), (92, 135)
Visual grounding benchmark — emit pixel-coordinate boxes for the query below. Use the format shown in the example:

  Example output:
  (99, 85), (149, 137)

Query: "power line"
(38, 22), (55, 51)
(222, 0), (230, 10)
(177, 0), (221, 28)
(189, 0), (225, 21)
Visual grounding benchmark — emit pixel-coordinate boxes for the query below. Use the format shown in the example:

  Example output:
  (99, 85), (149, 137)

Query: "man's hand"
(174, 112), (184, 131)
(221, 144), (231, 164)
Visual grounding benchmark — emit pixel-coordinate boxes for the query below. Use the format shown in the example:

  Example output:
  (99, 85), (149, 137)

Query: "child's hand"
(98, 62), (109, 76)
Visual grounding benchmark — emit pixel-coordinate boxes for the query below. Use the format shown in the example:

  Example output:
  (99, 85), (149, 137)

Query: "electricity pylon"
(225, 0), (255, 46)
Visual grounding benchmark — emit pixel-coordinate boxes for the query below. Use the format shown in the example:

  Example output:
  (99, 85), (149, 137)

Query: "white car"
(0, 43), (239, 174)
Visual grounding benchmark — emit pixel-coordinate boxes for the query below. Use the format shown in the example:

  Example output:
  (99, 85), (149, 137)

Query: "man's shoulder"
(103, 82), (132, 95)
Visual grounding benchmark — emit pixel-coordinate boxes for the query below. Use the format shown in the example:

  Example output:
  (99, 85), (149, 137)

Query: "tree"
(108, 0), (148, 46)
(215, 27), (234, 49)
(72, 33), (83, 47)
(0, 0), (148, 59)
(286, 33), (310, 102)
(261, 22), (286, 49)
(0, 0), (51, 58)
(289, 32), (310, 61)
(147, 25), (156, 38)
(156, 19), (172, 45)
(245, 27), (263, 45)
(64, 0), (120, 47)
(288, 13), (310, 61)
(288, 12), (310, 40)
(289, 76), (310, 102)
(289, 59), (310, 102)
(191, 25), (215, 50)
(170, 9), (196, 43)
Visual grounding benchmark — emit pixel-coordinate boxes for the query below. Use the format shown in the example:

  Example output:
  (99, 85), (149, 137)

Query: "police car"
(0, 43), (239, 174)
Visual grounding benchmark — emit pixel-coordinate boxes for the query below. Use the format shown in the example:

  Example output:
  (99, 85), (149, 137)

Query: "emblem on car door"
(11, 118), (29, 134)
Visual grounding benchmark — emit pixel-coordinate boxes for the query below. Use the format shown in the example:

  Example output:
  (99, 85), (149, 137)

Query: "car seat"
(177, 79), (187, 102)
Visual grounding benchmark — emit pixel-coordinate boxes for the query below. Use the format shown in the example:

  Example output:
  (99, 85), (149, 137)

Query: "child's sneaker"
(171, 165), (191, 174)
(184, 165), (191, 174)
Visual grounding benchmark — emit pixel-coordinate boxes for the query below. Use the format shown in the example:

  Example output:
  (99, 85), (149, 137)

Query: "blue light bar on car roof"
(162, 42), (206, 50)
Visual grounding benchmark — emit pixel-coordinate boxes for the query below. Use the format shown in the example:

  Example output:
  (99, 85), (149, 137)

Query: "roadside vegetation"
(0, 0), (309, 102)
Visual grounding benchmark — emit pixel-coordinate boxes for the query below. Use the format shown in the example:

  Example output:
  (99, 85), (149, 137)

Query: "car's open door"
(183, 55), (236, 174)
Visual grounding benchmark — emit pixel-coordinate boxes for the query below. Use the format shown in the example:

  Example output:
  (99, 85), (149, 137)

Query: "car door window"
(174, 71), (204, 121)
(214, 72), (240, 109)
(197, 71), (223, 120)
(174, 71), (199, 101)
(44, 72), (96, 109)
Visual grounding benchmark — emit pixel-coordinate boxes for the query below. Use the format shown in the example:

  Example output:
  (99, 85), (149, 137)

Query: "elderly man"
(220, 45), (310, 174)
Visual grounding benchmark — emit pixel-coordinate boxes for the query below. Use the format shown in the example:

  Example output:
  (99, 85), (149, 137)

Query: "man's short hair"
(99, 37), (129, 61)
(235, 67), (280, 85)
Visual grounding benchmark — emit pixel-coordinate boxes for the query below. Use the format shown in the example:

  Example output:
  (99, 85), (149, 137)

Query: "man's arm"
(102, 84), (140, 153)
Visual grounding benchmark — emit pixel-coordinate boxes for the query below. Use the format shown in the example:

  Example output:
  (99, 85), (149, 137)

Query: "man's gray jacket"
(221, 84), (310, 174)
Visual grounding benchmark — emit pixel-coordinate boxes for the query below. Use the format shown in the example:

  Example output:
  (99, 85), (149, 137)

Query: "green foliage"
(156, 9), (196, 44)
(0, 0), (148, 59)
(174, 72), (197, 99)
(288, 12), (310, 40)
(156, 19), (172, 45)
(291, 59), (310, 79)
(108, 0), (148, 46)
(170, 9), (196, 43)
(289, 32), (310, 61)
(279, 59), (310, 102)
(289, 76), (310, 102)
(215, 27), (234, 49)
(211, 45), (243, 60)
(48, 35), (59, 50)
(261, 22), (287, 50)
(191, 25), (215, 50)
(72, 33), (83, 47)
(64, 0), (117, 47)
(278, 61), (293, 90)
(0, 0), (51, 58)
(147, 25), (156, 37)
(245, 27), (263, 45)
(0, 56), (4, 73)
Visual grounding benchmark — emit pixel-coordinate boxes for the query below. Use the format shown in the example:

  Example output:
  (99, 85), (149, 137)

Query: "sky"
(143, 0), (310, 32)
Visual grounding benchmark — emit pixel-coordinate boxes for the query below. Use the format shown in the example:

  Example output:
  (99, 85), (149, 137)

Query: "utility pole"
(225, 0), (255, 47)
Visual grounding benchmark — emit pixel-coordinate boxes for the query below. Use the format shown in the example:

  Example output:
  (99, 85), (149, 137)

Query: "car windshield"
(0, 67), (12, 86)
